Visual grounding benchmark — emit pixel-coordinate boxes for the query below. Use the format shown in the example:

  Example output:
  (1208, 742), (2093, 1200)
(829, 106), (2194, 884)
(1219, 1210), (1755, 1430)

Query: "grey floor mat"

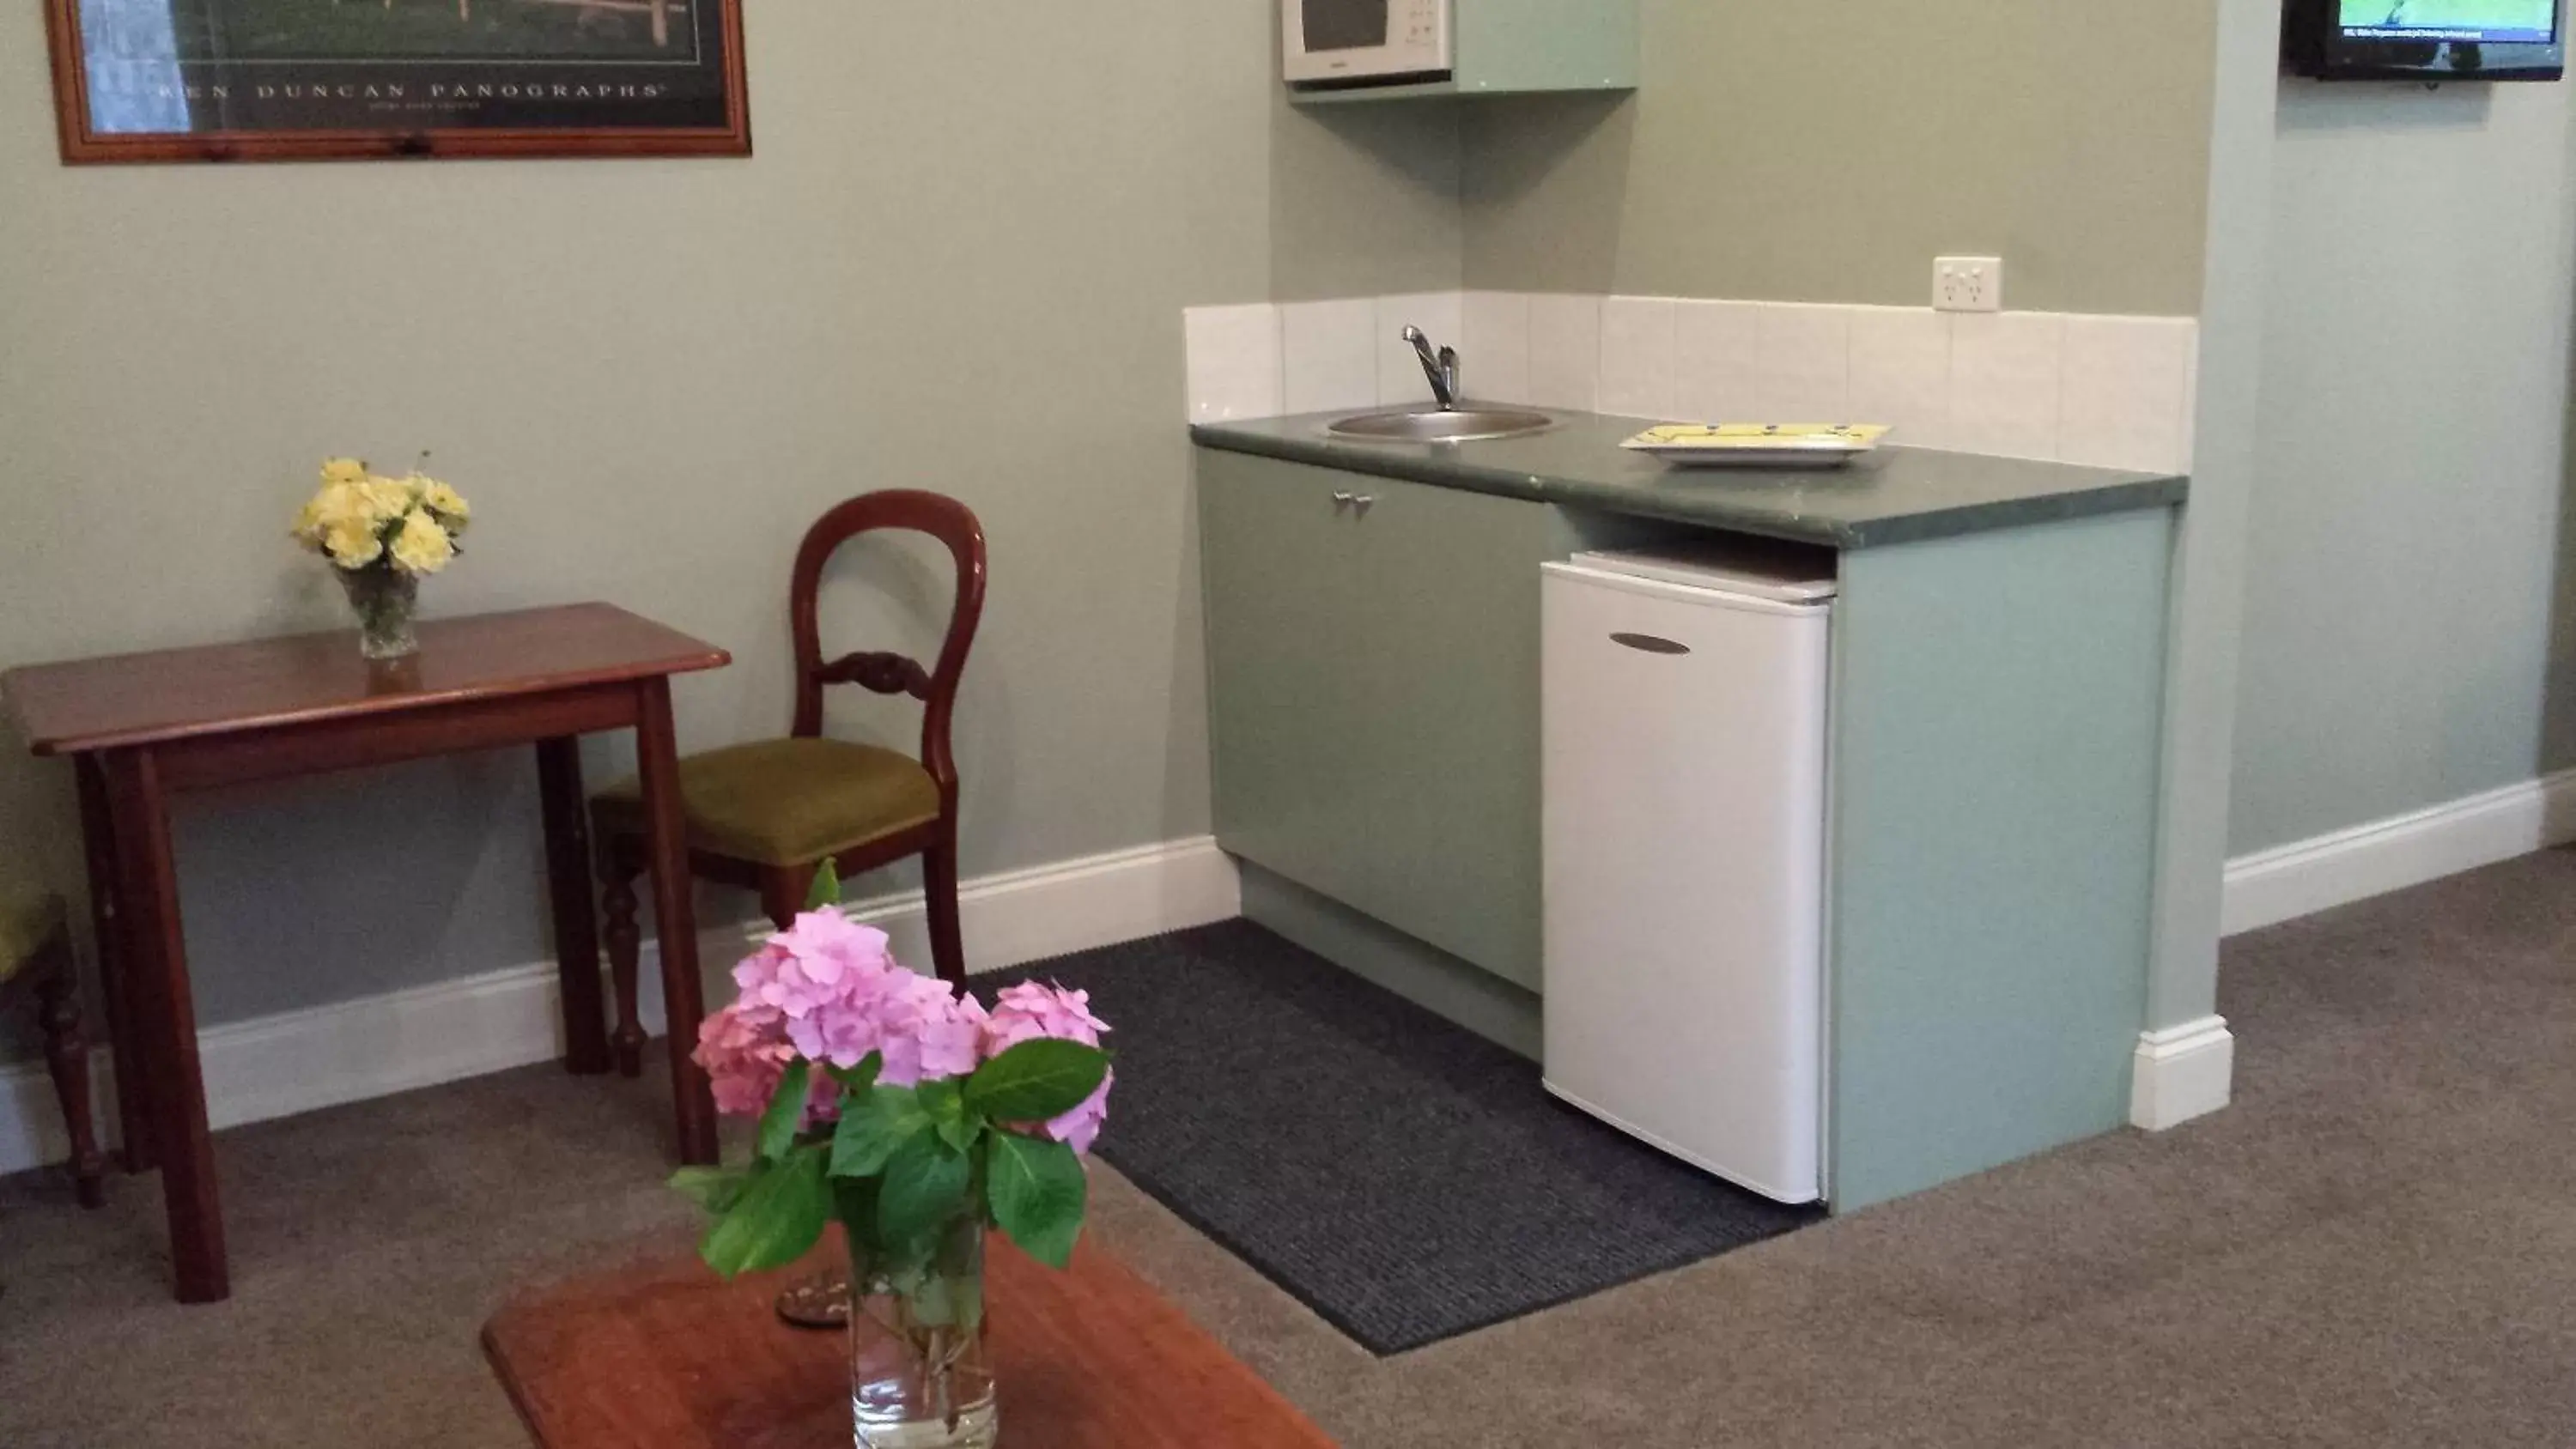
(988, 919), (1820, 1355)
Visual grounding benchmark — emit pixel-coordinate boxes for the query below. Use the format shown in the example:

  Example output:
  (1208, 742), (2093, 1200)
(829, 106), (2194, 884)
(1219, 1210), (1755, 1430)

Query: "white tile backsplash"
(1182, 304), (1282, 425)
(1847, 306), (1953, 452)
(1752, 304), (1851, 423)
(1280, 298), (1380, 417)
(1949, 311), (2065, 463)
(1183, 291), (2196, 476)
(1376, 292), (1466, 406)
(1461, 291), (1533, 406)
(1526, 294), (1604, 413)
(1672, 300), (1761, 423)
(1597, 296), (1677, 420)
(2058, 315), (2196, 475)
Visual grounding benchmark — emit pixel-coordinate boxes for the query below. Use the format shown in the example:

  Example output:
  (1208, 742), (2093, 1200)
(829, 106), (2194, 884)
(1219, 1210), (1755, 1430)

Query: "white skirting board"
(2221, 768), (2576, 938)
(17, 772), (2571, 1170)
(2132, 767), (2576, 1132)
(0, 836), (1239, 1177)
(2129, 1016), (2235, 1131)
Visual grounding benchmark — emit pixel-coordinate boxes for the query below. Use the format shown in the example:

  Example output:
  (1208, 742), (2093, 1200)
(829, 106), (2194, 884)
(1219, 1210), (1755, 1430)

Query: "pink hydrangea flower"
(716, 907), (993, 1088)
(694, 1002), (794, 1119)
(981, 981), (1109, 1051)
(733, 912), (898, 1023)
(981, 981), (1115, 1154)
(702, 921), (1115, 1153)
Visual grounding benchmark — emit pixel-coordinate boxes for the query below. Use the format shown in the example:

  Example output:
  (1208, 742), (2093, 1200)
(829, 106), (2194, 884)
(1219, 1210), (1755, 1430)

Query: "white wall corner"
(2129, 1016), (2233, 1131)
(0, 837), (1241, 1177)
(1280, 298), (1382, 416)
(1182, 304), (1284, 424)
(2221, 768), (2576, 937)
(1460, 290), (1535, 405)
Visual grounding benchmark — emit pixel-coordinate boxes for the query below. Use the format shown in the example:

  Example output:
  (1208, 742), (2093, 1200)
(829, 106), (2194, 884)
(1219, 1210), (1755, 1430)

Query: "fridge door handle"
(1610, 633), (1692, 657)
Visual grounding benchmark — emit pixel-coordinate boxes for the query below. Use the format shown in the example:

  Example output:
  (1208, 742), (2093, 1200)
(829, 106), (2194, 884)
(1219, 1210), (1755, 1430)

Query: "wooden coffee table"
(483, 1232), (1339, 1448)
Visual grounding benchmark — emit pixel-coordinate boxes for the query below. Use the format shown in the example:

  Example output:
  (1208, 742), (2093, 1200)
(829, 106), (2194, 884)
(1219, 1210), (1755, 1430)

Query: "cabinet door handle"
(1352, 494), (1376, 517)
(1332, 490), (1356, 510)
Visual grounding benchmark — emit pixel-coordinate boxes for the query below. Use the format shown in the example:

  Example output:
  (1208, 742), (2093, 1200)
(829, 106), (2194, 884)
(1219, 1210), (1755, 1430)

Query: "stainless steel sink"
(1326, 406), (1554, 444)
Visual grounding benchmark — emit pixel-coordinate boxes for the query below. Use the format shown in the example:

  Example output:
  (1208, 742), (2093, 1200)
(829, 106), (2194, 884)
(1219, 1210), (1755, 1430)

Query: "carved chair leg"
(921, 829), (967, 987)
(599, 855), (647, 1079)
(37, 945), (107, 1210)
(759, 865), (811, 931)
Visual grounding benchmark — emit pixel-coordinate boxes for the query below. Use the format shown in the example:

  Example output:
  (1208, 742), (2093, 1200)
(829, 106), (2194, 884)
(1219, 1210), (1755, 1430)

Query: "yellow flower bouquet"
(291, 457), (471, 660)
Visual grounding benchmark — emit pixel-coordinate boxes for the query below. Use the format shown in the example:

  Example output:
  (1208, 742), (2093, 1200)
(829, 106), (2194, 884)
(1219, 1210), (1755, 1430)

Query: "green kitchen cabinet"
(1200, 451), (1573, 989)
(1194, 413), (2190, 1213)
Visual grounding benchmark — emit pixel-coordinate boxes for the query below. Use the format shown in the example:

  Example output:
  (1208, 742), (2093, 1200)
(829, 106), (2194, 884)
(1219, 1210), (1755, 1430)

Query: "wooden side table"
(483, 1232), (1340, 1448)
(2, 603), (731, 1303)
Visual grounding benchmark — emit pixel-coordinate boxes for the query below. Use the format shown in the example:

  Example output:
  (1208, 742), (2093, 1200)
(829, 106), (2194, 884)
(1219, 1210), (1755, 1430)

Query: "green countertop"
(1190, 410), (2188, 550)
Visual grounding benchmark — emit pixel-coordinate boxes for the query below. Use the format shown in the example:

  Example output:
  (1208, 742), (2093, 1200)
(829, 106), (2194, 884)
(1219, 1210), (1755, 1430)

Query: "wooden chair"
(1, 886), (106, 1209)
(589, 491), (987, 1075)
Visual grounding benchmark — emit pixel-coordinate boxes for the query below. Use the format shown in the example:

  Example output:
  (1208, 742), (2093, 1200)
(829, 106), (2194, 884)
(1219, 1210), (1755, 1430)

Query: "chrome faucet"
(1402, 325), (1461, 411)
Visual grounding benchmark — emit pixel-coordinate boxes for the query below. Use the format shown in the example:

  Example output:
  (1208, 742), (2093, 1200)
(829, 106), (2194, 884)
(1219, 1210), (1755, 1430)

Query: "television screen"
(2287, 0), (2567, 77)
(2340, 1), (2558, 44)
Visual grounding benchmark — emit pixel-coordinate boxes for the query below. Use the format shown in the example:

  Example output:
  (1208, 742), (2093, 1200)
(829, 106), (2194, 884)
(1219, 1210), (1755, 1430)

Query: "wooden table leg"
(76, 753), (154, 1173)
(536, 737), (611, 1076)
(102, 747), (228, 1303)
(634, 678), (716, 1166)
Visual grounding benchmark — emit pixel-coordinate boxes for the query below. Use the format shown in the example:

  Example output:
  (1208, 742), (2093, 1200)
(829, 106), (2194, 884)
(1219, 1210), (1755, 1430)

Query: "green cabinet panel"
(1825, 508), (2175, 1210)
(1200, 450), (1571, 988)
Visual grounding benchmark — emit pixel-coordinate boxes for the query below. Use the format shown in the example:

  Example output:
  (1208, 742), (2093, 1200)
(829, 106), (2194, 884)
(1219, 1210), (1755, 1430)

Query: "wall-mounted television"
(2285, 0), (2567, 80)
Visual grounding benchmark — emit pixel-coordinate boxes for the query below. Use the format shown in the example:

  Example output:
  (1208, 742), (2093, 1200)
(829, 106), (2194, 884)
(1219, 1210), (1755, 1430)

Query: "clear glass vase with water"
(849, 1214), (997, 1449)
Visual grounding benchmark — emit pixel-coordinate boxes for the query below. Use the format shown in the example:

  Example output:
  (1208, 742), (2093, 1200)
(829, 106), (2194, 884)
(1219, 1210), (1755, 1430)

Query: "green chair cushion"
(593, 737), (942, 869)
(0, 886), (67, 985)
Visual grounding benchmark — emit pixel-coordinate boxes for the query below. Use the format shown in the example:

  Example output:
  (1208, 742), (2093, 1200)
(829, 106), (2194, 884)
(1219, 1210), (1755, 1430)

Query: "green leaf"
(756, 1058), (811, 1164)
(937, 1115), (982, 1155)
(875, 1136), (973, 1248)
(918, 1076), (963, 1120)
(963, 1039), (1110, 1123)
(896, 1263), (983, 1331)
(984, 1131), (1087, 1270)
(823, 1052), (883, 1096)
(698, 1147), (831, 1278)
(667, 1165), (750, 1216)
(805, 859), (843, 911)
(833, 1175), (884, 1256)
(916, 1076), (982, 1155)
(831, 1084), (931, 1179)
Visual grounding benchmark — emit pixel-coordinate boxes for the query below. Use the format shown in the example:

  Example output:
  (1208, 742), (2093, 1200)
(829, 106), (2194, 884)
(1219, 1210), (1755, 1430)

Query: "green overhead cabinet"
(1289, 0), (1639, 104)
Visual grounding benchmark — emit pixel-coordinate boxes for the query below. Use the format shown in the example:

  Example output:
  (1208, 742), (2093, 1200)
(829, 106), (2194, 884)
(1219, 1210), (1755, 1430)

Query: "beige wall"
(1461, 0), (2220, 314)
(0, 2), (1457, 1045)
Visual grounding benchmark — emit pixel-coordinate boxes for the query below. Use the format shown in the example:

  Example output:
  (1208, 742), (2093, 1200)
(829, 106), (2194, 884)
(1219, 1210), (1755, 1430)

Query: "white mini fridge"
(1540, 545), (1835, 1205)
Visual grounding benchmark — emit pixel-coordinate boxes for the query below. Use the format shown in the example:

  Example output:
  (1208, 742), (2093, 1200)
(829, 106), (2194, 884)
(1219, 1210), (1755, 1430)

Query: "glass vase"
(338, 567), (419, 661)
(848, 1216), (997, 1449)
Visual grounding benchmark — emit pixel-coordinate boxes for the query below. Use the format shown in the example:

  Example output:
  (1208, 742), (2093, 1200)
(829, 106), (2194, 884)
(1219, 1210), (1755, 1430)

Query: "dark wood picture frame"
(43, 0), (750, 164)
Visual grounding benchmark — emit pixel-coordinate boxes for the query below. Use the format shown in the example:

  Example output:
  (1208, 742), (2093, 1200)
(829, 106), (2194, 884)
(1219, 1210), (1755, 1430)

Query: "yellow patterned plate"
(1621, 423), (1891, 468)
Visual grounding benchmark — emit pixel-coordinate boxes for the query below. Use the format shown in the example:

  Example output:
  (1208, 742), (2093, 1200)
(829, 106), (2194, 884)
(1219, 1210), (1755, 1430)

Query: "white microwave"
(1283, 0), (1454, 86)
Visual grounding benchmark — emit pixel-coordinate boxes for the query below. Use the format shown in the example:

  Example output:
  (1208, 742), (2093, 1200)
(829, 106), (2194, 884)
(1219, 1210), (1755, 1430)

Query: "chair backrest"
(787, 491), (988, 798)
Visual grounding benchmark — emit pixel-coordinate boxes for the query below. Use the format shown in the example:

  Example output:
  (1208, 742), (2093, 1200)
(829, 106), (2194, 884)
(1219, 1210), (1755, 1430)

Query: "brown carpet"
(9, 847), (2576, 1447)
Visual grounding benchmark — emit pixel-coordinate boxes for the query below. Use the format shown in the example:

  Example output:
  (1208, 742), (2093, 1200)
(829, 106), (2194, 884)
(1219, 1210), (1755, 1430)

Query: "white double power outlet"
(1935, 257), (2003, 313)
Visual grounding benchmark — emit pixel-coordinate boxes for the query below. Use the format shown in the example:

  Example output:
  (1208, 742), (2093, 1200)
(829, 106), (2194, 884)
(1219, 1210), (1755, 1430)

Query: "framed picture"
(43, 0), (749, 163)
